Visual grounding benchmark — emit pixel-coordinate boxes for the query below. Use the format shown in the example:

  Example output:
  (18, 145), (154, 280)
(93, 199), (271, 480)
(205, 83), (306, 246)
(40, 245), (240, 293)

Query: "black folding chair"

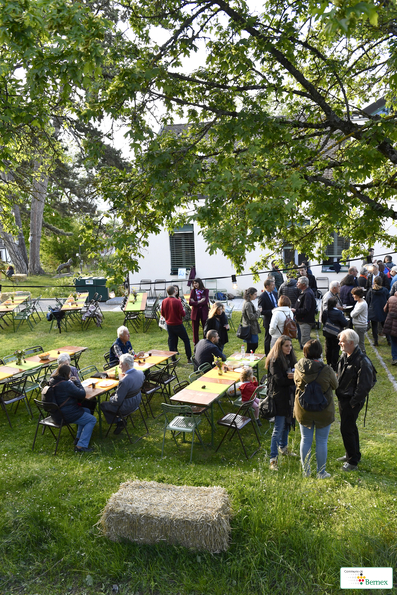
(32, 400), (76, 455)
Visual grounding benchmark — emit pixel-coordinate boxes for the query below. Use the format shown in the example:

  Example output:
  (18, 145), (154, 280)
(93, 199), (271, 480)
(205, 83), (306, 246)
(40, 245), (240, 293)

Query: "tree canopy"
(2, 0), (397, 279)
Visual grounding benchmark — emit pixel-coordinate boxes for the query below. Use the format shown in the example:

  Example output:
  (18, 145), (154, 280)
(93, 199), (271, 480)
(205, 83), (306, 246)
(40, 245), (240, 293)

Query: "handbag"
(259, 394), (276, 420)
(236, 323), (251, 341)
(322, 320), (340, 337)
(158, 315), (167, 331)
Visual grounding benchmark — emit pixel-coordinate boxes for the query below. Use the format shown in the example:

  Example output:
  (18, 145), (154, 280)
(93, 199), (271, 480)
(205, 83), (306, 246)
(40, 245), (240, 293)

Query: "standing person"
(189, 278), (209, 346)
(298, 264), (317, 294)
(336, 329), (376, 471)
(294, 340), (338, 478)
(366, 276), (390, 346)
(382, 294), (397, 365)
(269, 296), (294, 348)
(350, 287), (368, 353)
(357, 268), (368, 291)
(266, 335), (297, 471)
(48, 364), (96, 453)
(322, 296), (349, 370)
(101, 354), (145, 435)
(339, 274), (355, 307)
(270, 261), (284, 290)
(278, 272), (301, 308)
(258, 278), (278, 355)
(319, 280), (343, 321)
(203, 302), (229, 351)
(161, 285), (192, 363)
(293, 276), (316, 349)
(241, 287), (261, 354)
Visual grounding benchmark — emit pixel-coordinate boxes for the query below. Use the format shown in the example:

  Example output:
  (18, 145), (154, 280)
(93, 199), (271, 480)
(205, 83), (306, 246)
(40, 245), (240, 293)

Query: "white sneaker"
(279, 446), (297, 457)
(269, 458), (278, 471)
(317, 471), (331, 479)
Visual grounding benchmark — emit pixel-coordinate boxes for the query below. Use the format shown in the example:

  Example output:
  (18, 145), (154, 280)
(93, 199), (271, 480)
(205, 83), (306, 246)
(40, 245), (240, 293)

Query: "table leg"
(97, 394), (102, 438)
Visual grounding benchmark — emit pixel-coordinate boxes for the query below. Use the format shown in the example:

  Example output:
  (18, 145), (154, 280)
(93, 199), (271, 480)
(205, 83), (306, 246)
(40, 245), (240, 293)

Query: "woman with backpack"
(266, 335), (297, 471)
(269, 295), (295, 348)
(294, 340), (338, 478)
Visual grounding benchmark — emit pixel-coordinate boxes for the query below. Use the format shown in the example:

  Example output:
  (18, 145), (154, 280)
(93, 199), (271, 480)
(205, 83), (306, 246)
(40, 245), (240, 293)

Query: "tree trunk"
(28, 162), (47, 275)
(0, 222), (29, 273)
(13, 205), (29, 267)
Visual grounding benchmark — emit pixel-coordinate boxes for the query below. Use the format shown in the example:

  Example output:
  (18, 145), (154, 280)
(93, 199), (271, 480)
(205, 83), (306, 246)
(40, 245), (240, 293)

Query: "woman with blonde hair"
(269, 295), (294, 348)
(203, 301), (229, 351)
(266, 335), (297, 470)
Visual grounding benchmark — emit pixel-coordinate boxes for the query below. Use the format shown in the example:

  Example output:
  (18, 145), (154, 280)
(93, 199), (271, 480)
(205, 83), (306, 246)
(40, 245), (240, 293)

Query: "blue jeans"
(299, 423), (331, 477)
(391, 335), (397, 360)
(76, 408), (97, 449)
(270, 415), (289, 459)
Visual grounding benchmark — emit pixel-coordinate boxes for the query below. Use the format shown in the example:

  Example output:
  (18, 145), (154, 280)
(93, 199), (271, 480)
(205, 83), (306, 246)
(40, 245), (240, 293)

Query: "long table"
(0, 296), (29, 331)
(81, 377), (120, 437)
(171, 367), (241, 446)
(0, 346), (88, 382)
(124, 292), (148, 312)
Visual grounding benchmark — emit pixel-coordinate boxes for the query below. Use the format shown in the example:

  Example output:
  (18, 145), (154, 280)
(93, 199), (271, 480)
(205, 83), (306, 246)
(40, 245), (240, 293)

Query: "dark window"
(169, 224), (195, 275)
(322, 232), (350, 272)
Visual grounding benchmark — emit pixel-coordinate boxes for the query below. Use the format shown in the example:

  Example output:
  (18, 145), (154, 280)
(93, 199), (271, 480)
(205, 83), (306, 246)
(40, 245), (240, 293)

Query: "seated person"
(194, 330), (227, 368)
(57, 352), (96, 413)
(5, 265), (14, 278)
(100, 353), (145, 434)
(48, 364), (96, 453)
(109, 325), (144, 366)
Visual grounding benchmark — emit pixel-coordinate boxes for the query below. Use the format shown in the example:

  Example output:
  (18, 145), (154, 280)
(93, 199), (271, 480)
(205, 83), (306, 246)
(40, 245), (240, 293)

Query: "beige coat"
(293, 358), (338, 429)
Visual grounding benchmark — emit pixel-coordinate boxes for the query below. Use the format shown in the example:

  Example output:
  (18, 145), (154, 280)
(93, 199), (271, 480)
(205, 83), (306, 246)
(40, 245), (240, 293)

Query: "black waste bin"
(74, 277), (109, 301)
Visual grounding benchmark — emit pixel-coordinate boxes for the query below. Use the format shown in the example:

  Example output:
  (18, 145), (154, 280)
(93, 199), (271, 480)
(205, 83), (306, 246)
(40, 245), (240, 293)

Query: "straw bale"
(100, 480), (231, 553)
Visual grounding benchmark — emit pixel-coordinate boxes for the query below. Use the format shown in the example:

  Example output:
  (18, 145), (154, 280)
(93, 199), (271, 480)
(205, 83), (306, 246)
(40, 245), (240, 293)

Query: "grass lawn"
(0, 306), (396, 595)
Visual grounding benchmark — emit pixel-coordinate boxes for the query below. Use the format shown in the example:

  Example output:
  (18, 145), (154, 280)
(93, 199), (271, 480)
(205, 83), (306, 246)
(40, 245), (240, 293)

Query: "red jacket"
(240, 380), (258, 402)
(161, 296), (185, 326)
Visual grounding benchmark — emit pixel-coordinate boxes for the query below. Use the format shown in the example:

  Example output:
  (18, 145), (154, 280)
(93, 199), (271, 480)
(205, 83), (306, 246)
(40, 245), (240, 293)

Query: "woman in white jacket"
(350, 287), (368, 353)
(269, 296), (294, 348)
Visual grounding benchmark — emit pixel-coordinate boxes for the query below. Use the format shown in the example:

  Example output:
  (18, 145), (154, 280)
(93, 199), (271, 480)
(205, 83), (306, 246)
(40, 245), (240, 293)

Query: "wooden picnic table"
(171, 367), (241, 446)
(60, 293), (89, 312)
(25, 346), (88, 366)
(225, 352), (265, 377)
(81, 377), (120, 437)
(0, 296), (29, 331)
(124, 292), (147, 312)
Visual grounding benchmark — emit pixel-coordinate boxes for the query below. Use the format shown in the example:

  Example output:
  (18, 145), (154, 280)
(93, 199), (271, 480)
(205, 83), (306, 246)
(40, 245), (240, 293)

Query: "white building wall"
(129, 224), (397, 295)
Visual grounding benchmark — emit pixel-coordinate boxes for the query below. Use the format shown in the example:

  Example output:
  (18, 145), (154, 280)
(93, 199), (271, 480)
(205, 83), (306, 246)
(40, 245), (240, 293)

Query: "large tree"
(80, 0), (397, 280)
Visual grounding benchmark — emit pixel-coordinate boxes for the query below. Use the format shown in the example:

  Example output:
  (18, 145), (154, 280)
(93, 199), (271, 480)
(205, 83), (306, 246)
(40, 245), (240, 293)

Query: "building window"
(322, 232), (350, 272)
(169, 224), (195, 275)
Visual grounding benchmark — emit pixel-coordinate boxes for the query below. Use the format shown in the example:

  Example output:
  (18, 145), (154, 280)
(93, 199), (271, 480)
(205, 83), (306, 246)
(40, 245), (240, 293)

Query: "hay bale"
(100, 480), (231, 553)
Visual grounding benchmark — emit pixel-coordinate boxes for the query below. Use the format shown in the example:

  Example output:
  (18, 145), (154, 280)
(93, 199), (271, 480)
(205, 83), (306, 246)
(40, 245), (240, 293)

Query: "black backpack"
(298, 366), (328, 412)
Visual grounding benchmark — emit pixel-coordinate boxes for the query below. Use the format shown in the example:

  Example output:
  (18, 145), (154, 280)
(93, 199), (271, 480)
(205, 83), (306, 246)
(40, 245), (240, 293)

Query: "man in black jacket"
(298, 264), (317, 295)
(258, 278), (278, 355)
(292, 276), (316, 348)
(336, 329), (375, 471)
(194, 330), (226, 368)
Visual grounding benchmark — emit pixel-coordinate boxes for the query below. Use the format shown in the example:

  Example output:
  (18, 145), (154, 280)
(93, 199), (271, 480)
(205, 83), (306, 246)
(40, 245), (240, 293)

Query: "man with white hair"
(320, 280), (343, 320)
(292, 276), (316, 348)
(389, 266), (397, 295)
(336, 329), (376, 471)
(100, 353), (145, 434)
(109, 326), (144, 366)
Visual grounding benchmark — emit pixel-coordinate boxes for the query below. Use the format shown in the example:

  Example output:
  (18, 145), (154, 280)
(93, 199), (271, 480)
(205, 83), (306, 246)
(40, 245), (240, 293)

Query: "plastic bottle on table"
(240, 344), (245, 360)
(250, 350), (254, 361)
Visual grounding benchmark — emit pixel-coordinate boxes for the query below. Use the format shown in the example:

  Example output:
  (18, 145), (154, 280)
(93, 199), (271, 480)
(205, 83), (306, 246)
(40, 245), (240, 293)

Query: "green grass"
(0, 312), (396, 595)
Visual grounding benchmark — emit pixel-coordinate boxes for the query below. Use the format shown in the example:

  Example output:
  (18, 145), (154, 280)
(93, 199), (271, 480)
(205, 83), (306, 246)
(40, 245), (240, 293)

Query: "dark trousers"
(325, 335), (339, 371)
(264, 320), (271, 355)
(192, 310), (207, 344)
(371, 320), (390, 344)
(247, 342), (258, 353)
(167, 324), (192, 359)
(338, 398), (364, 466)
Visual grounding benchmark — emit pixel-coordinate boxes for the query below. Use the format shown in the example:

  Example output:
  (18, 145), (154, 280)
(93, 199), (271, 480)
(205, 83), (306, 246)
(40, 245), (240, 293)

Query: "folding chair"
(161, 403), (204, 463)
(24, 345), (44, 356)
(70, 350), (85, 369)
(173, 381), (210, 424)
(30, 296), (43, 322)
(14, 303), (35, 331)
(154, 279), (167, 298)
(124, 310), (141, 332)
(141, 378), (162, 418)
(148, 359), (180, 401)
(23, 366), (43, 404)
(215, 387), (264, 460)
(104, 400), (149, 444)
(81, 302), (103, 330)
(139, 279), (152, 297)
(225, 304), (236, 332)
(143, 297), (160, 332)
(32, 400), (76, 455)
(0, 375), (32, 428)
(80, 365), (100, 380)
